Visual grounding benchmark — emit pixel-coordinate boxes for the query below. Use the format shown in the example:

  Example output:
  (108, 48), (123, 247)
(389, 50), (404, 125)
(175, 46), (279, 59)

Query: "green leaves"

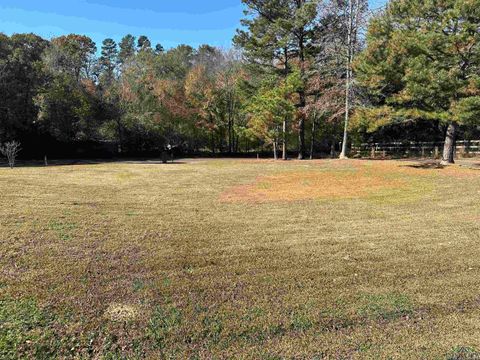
(452, 96), (480, 125)
(246, 69), (300, 144)
(355, 0), (480, 134)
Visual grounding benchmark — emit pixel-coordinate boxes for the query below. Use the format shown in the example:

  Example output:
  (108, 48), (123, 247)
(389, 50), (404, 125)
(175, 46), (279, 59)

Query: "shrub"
(0, 141), (21, 169)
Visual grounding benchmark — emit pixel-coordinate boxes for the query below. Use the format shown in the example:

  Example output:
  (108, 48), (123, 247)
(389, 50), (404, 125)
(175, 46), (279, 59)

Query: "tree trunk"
(298, 110), (305, 160)
(228, 119), (233, 153)
(211, 132), (215, 155)
(309, 118), (316, 160)
(339, 78), (350, 159)
(273, 139), (278, 160)
(340, 0), (354, 160)
(228, 108), (234, 153)
(440, 122), (458, 165)
(297, 33), (306, 160)
(116, 118), (124, 155)
(283, 46), (289, 161)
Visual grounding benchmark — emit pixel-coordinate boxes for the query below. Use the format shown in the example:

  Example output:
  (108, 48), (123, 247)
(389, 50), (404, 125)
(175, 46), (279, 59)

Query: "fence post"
(458, 142), (466, 158)
(330, 144), (336, 159)
(371, 146), (375, 159)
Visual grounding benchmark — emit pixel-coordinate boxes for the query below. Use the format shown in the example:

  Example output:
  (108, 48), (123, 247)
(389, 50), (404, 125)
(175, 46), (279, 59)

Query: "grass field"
(1, 158), (479, 359)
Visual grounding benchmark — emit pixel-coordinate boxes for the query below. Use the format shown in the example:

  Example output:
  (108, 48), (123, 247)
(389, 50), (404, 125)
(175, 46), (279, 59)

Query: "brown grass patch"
(105, 303), (139, 322)
(221, 169), (405, 203)
(220, 160), (479, 203)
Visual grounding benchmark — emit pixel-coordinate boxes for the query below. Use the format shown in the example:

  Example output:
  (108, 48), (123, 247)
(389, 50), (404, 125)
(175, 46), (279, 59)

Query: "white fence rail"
(352, 140), (480, 158)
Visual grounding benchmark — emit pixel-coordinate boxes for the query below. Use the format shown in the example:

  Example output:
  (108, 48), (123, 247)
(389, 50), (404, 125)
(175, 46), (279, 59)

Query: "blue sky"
(0, 0), (388, 50)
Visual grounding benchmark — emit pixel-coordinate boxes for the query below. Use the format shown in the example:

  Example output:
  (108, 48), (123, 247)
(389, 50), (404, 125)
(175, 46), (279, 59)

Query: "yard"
(1, 158), (479, 359)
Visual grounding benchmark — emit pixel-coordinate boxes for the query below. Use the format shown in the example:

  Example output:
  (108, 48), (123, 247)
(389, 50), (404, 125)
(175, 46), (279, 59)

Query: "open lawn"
(1, 158), (480, 359)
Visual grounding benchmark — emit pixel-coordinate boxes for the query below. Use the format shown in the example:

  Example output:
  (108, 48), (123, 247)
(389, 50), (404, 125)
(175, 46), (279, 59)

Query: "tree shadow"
(402, 161), (446, 170)
(459, 162), (480, 170)
(401, 159), (480, 170)
(0, 158), (188, 168)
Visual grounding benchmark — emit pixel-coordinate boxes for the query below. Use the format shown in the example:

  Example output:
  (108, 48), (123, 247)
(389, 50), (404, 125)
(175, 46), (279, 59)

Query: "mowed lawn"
(1, 158), (479, 359)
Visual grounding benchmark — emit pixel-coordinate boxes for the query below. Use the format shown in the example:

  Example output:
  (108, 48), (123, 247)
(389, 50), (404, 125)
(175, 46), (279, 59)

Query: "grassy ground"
(0, 158), (479, 359)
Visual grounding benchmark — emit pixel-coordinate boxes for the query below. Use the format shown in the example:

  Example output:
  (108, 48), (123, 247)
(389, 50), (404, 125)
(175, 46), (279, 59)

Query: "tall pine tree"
(118, 34), (136, 66)
(355, 0), (480, 164)
(235, 0), (318, 159)
(99, 38), (118, 85)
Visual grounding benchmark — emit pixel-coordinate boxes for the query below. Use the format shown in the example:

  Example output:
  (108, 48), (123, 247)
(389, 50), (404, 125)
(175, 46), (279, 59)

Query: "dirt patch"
(220, 170), (406, 203)
(105, 303), (139, 322)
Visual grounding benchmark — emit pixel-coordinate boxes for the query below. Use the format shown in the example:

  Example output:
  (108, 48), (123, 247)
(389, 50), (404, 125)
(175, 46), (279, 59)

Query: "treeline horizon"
(1, 0), (479, 161)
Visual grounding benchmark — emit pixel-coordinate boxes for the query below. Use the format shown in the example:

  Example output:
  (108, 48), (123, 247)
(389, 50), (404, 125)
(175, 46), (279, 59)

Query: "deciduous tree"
(235, 0), (318, 159)
(246, 68), (301, 159)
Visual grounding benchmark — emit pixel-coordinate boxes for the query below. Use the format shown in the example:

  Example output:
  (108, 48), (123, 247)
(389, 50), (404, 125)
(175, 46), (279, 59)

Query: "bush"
(0, 141), (21, 169)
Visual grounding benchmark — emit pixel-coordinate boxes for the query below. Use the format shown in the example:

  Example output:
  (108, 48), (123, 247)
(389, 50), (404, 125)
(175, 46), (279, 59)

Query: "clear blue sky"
(0, 0), (388, 50)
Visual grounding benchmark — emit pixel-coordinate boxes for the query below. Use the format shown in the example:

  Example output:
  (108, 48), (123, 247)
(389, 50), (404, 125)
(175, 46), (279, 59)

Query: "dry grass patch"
(221, 170), (406, 203)
(221, 160), (479, 203)
(105, 303), (140, 322)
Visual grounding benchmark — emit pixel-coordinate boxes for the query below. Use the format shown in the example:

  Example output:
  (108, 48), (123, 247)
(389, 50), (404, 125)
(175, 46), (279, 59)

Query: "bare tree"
(313, 0), (369, 159)
(0, 141), (21, 168)
(339, 0), (368, 159)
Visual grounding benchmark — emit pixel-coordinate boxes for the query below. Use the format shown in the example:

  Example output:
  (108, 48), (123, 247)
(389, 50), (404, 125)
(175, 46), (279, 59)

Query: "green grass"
(0, 298), (55, 359)
(357, 292), (414, 321)
(0, 158), (479, 358)
(446, 347), (480, 360)
(48, 220), (77, 241)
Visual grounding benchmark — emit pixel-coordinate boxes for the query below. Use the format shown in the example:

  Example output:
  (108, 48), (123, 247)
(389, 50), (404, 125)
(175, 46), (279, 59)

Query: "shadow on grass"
(402, 161), (446, 170)
(0, 158), (188, 168)
(402, 159), (480, 171)
(459, 162), (480, 170)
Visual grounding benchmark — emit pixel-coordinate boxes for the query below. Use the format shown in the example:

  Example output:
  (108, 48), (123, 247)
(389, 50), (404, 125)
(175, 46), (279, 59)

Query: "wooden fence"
(351, 140), (480, 159)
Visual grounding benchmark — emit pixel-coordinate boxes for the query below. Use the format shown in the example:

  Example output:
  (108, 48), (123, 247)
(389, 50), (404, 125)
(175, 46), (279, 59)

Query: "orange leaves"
(119, 78), (136, 102)
(152, 78), (192, 118)
(80, 79), (96, 95)
(306, 74), (345, 123)
(51, 34), (96, 52)
(120, 63), (194, 121)
(185, 64), (217, 118)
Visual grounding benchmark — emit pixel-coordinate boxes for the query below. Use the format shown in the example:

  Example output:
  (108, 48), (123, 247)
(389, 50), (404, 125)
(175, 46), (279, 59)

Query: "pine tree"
(235, 0), (318, 160)
(99, 38), (118, 85)
(137, 35), (152, 52)
(355, 0), (480, 164)
(118, 34), (136, 65)
(155, 43), (165, 54)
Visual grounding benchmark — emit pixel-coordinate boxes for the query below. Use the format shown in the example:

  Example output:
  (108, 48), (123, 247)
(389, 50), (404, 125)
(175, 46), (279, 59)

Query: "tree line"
(0, 0), (479, 163)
